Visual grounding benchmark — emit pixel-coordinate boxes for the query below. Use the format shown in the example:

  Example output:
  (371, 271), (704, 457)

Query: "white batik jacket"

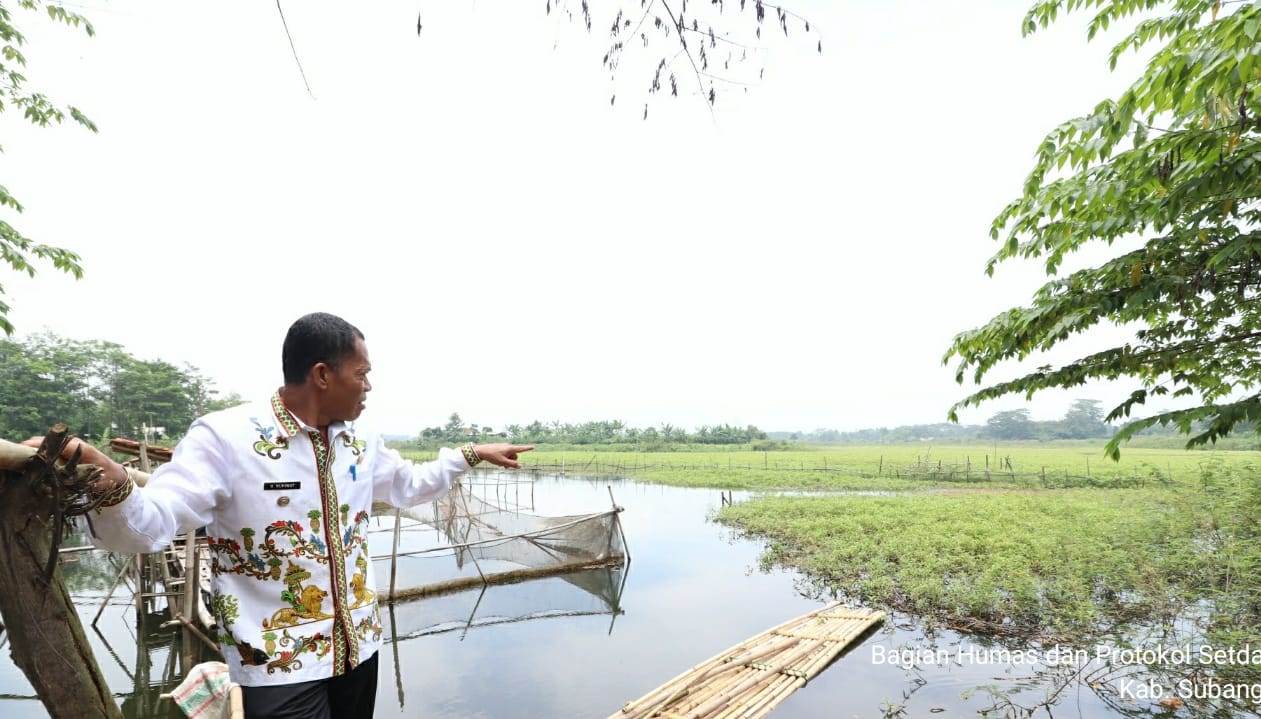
(92, 392), (471, 686)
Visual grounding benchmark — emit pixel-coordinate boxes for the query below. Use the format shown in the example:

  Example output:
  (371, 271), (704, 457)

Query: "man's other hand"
(471, 444), (535, 469)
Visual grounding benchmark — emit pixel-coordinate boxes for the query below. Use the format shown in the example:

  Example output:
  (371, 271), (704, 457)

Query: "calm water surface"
(0, 473), (1214, 718)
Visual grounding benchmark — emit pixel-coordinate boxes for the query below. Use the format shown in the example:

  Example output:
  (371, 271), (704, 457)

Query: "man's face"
(326, 337), (372, 422)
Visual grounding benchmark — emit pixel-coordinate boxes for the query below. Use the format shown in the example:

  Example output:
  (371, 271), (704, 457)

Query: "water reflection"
(384, 566), (627, 643)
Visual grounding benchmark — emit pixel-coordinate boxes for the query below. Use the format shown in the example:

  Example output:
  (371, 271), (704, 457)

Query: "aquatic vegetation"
(718, 459), (1261, 712)
(719, 488), (1204, 637)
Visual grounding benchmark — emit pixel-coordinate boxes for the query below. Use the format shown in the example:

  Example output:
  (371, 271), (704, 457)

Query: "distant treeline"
(415, 413), (773, 449)
(775, 401), (1112, 443)
(774, 400), (1248, 444)
(0, 332), (241, 442)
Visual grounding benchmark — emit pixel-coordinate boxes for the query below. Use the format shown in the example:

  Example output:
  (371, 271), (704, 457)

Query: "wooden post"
(389, 507), (402, 599)
(92, 559), (131, 627)
(180, 533), (198, 673)
(135, 554), (146, 617)
(0, 466), (125, 719)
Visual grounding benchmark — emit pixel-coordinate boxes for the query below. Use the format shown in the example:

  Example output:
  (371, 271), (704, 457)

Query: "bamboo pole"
(137, 440), (151, 473)
(709, 634), (835, 719)
(382, 557), (621, 602)
(160, 612), (219, 654)
(622, 638), (801, 719)
(612, 605), (882, 719)
(622, 646), (770, 719)
(389, 507), (402, 599)
(719, 617), (872, 719)
(109, 438), (171, 462)
(685, 640), (823, 719)
(92, 557), (132, 627)
(180, 533), (198, 672)
(617, 603), (844, 717)
(135, 554), (146, 617)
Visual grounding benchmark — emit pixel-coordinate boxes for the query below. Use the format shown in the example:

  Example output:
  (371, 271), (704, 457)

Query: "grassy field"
(402, 442), (1258, 491)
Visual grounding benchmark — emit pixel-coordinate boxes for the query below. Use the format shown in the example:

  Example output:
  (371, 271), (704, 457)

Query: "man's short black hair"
(282, 313), (366, 385)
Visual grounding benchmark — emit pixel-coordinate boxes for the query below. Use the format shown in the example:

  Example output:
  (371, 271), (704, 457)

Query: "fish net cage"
(370, 474), (628, 637)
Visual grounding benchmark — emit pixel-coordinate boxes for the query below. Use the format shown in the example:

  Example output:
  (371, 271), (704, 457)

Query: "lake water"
(0, 473), (1224, 718)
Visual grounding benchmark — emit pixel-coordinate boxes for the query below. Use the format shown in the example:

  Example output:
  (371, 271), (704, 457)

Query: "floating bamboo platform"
(612, 602), (883, 719)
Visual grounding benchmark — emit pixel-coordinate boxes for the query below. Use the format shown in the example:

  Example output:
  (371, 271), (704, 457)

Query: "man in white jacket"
(31, 312), (533, 718)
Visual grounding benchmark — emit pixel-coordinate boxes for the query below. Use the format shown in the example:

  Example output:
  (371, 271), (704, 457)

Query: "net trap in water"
(370, 473), (629, 638)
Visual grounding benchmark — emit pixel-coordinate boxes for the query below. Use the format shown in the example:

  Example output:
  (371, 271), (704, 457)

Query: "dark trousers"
(242, 652), (379, 719)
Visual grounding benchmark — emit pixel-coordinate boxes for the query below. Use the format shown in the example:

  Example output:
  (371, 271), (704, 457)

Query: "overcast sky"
(3, 0), (1166, 434)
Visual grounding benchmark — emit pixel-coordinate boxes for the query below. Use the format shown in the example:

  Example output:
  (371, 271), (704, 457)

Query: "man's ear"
(312, 363), (331, 389)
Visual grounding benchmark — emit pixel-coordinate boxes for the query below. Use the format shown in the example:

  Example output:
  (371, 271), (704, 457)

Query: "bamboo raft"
(612, 603), (883, 719)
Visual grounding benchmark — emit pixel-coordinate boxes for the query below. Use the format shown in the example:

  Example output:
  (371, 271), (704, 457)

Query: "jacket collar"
(270, 390), (352, 441)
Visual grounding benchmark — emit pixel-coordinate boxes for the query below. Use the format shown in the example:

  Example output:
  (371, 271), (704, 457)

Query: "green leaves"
(68, 105), (96, 132)
(43, 3), (93, 36)
(0, 331), (230, 440)
(950, 0), (1261, 456)
(0, 1), (96, 335)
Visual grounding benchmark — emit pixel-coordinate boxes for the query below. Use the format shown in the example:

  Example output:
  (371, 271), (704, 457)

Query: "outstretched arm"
(26, 422), (230, 553)
(371, 438), (533, 508)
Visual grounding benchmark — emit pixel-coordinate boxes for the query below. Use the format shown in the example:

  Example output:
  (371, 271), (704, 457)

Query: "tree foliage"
(0, 1), (97, 335)
(986, 409), (1035, 440)
(945, 0), (1261, 458)
(0, 331), (240, 441)
(540, 0), (820, 116)
(416, 415), (767, 447)
(791, 399), (1117, 443)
